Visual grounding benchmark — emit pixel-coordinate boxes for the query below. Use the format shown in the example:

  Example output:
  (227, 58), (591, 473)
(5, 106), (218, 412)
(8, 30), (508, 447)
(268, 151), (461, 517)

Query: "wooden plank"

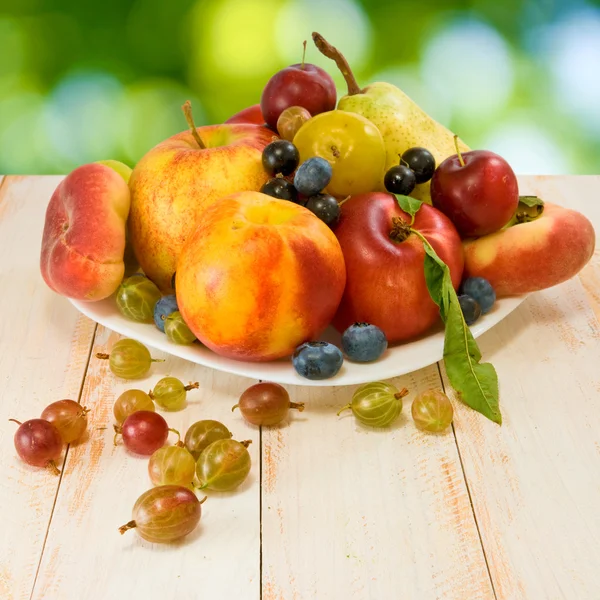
(31, 326), (261, 599)
(262, 367), (495, 600)
(0, 176), (96, 599)
(442, 175), (600, 599)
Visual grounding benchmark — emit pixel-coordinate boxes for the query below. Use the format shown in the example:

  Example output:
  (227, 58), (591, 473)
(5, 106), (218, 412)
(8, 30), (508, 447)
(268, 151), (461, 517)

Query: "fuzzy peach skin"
(176, 191), (346, 361)
(463, 202), (595, 296)
(40, 163), (130, 301)
(129, 124), (278, 292)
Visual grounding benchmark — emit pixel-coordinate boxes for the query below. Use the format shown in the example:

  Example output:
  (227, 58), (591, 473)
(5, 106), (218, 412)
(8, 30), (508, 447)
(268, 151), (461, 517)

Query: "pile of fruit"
(39, 33), (595, 425)
(12, 337), (457, 544)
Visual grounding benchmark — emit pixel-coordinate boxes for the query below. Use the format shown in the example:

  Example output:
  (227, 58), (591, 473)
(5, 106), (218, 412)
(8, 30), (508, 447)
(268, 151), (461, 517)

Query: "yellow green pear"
(312, 33), (469, 203)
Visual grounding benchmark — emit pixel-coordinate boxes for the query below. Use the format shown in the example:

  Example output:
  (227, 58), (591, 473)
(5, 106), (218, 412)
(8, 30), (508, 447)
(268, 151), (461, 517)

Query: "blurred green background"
(1, 0), (599, 175)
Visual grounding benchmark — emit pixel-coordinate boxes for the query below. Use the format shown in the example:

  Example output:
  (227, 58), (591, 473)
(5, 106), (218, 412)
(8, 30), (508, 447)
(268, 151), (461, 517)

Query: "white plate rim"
(69, 293), (528, 387)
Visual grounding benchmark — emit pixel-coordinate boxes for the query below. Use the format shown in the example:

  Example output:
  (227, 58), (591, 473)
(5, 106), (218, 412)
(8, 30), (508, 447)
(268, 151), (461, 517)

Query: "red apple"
(333, 193), (464, 343)
(225, 104), (266, 126)
(260, 63), (336, 130)
(430, 148), (519, 237)
(463, 201), (595, 295)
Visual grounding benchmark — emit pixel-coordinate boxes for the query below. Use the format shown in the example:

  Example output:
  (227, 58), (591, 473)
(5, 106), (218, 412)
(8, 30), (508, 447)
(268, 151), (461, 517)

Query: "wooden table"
(1, 175), (599, 600)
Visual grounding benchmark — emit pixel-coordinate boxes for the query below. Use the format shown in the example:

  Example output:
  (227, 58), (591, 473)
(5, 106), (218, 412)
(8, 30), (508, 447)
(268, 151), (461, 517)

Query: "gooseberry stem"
(46, 460), (61, 476)
(182, 100), (206, 150)
(168, 428), (181, 444)
(8, 418), (22, 426)
(199, 496), (208, 505)
(113, 424), (122, 446)
(336, 404), (352, 416)
(312, 32), (361, 95)
(290, 401), (305, 412)
(301, 40), (307, 70)
(231, 404), (239, 412)
(118, 520), (137, 535)
(184, 382), (199, 391)
(96, 353), (110, 360)
(240, 440), (252, 448)
(150, 359), (164, 363)
(454, 135), (465, 167)
(394, 388), (409, 400)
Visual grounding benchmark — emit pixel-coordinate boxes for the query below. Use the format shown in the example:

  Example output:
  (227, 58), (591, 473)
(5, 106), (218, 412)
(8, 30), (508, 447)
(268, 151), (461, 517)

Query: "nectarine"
(176, 191), (346, 361)
(40, 163), (130, 301)
(463, 202), (595, 295)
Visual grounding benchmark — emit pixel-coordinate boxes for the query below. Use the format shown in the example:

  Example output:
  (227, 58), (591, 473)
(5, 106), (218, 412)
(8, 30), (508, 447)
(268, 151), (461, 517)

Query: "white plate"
(69, 294), (528, 386)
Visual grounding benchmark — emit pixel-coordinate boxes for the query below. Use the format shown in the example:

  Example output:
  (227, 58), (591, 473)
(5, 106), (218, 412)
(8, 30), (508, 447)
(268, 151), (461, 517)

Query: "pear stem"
(182, 101), (206, 150)
(454, 135), (465, 167)
(301, 40), (307, 70)
(312, 32), (361, 96)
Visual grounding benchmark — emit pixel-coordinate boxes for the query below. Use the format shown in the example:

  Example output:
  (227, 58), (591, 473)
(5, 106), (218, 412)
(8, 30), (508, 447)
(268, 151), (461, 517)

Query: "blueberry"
(154, 295), (179, 332)
(261, 178), (301, 204)
(293, 157), (332, 197)
(305, 193), (340, 227)
(461, 277), (496, 314)
(262, 140), (300, 176)
(341, 322), (388, 362)
(292, 341), (343, 380)
(384, 165), (416, 195)
(458, 294), (482, 326)
(401, 147), (436, 184)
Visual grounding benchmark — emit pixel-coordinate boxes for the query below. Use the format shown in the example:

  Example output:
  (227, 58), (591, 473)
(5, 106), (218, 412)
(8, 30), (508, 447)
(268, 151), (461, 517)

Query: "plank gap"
(437, 361), (499, 600)
(259, 424), (263, 600)
(28, 322), (98, 600)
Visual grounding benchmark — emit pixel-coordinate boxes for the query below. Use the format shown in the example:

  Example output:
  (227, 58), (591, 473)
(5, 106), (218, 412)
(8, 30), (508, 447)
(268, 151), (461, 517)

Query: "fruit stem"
(46, 460), (61, 476)
(96, 353), (109, 360)
(231, 404), (239, 412)
(394, 388), (409, 400)
(312, 32), (361, 95)
(301, 40), (307, 70)
(150, 358), (165, 363)
(240, 439), (252, 448)
(8, 418), (22, 426)
(113, 424), (122, 446)
(336, 404), (352, 416)
(454, 135), (465, 167)
(199, 495), (208, 504)
(168, 428), (181, 444)
(184, 382), (200, 391)
(175, 440), (185, 448)
(389, 216), (412, 243)
(182, 101), (206, 150)
(290, 401), (305, 412)
(118, 520), (137, 535)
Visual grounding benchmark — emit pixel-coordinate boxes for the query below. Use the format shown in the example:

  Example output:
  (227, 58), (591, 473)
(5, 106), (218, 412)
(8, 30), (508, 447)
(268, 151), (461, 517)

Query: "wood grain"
(442, 176), (600, 600)
(0, 176), (96, 600)
(261, 367), (495, 600)
(31, 326), (261, 600)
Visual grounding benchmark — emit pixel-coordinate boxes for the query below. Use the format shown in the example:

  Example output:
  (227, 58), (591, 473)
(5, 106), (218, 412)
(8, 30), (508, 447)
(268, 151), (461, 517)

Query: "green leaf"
(395, 195), (423, 223)
(518, 195), (544, 208)
(421, 239), (502, 424)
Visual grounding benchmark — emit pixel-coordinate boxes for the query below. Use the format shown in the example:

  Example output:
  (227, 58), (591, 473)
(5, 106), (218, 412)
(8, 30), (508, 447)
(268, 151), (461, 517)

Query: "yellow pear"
(312, 33), (470, 203)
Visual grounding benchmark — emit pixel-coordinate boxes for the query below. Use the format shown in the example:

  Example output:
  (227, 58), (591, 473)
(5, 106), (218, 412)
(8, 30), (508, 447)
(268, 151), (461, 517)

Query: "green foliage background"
(0, 0), (599, 174)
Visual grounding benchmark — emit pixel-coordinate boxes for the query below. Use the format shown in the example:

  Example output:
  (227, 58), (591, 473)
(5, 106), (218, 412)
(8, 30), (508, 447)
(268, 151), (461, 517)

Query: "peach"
(176, 191), (346, 361)
(40, 163), (130, 301)
(463, 202), (595, 296)
(128, 123), (277, 292)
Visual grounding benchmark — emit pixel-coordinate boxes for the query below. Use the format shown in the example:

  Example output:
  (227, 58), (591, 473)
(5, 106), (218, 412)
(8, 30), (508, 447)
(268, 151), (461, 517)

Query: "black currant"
(262, 140), (300, 176)
(401, 147), (436, 184)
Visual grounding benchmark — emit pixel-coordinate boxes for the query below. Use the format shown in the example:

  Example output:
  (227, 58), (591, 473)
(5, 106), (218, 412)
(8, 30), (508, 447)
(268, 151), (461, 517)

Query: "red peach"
(463, 202), (595, 295)
(40, 163), (130, 301)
